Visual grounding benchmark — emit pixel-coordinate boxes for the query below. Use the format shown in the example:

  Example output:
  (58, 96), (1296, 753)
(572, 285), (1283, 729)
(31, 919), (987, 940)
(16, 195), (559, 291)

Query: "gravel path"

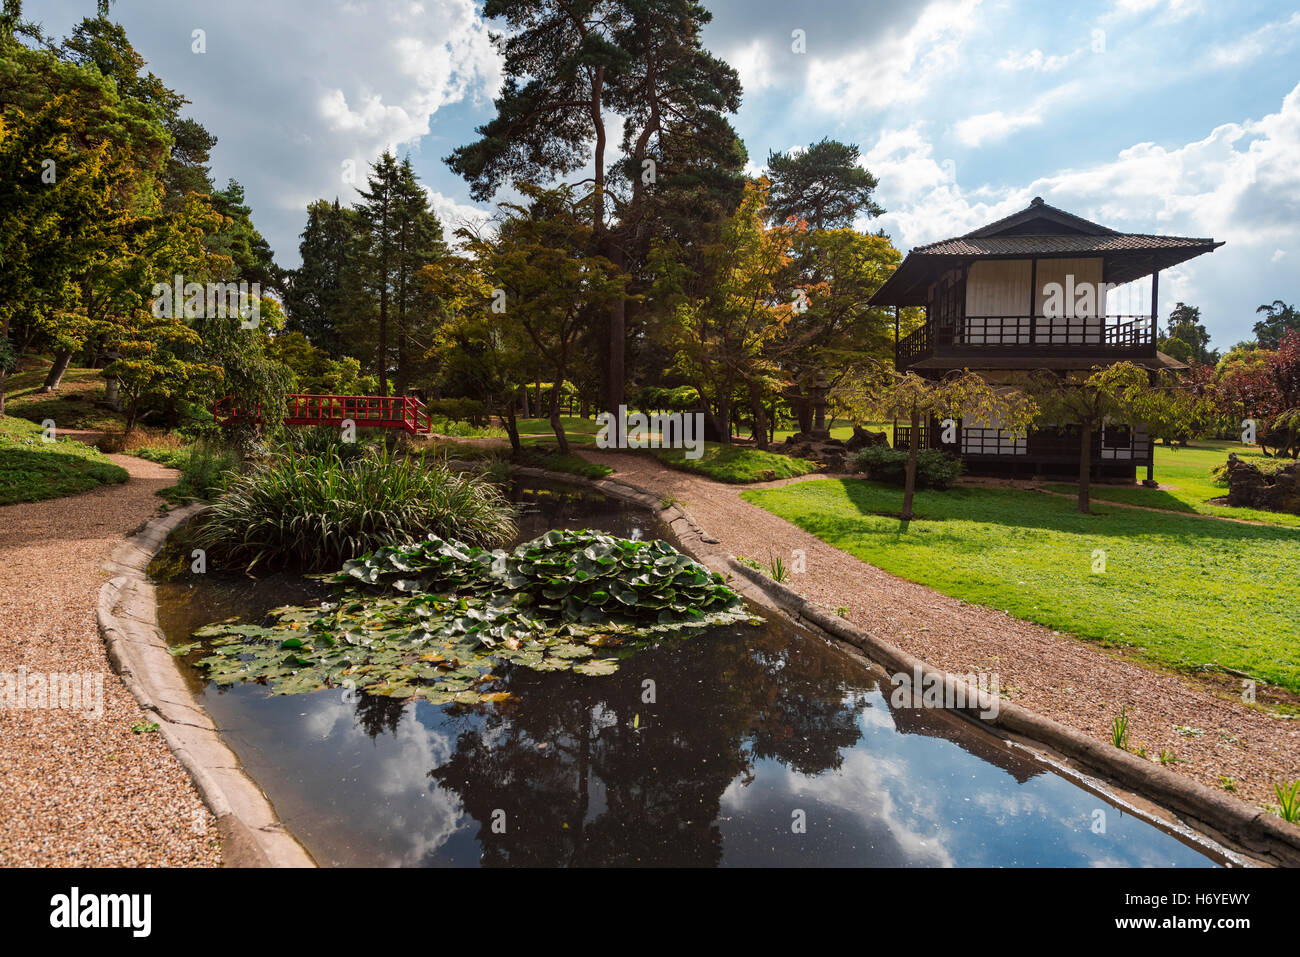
(580, 449), (1300, 812)
(0, 440), (220, 866)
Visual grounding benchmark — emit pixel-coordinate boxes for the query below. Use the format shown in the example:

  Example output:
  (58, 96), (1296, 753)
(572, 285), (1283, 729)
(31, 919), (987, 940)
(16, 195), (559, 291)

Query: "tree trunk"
(794, 393), (813, 434)
(549, 379), (569, 455)
(42, 349), (73, 392)
(1078, 422), (1093, 514)
(521, 388), (529, 419)
(503, 393), (522, 456)
(0, 369), (7, 417)
(749, 383), (769, 450)
(901, 406), (921, 521)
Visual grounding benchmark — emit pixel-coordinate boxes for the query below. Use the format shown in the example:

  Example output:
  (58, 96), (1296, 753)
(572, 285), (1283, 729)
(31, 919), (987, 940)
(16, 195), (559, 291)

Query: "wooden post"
(894, 306), (900, 369)
(1028, 258), (1037, 344)
(1150, 267), (1160, 344)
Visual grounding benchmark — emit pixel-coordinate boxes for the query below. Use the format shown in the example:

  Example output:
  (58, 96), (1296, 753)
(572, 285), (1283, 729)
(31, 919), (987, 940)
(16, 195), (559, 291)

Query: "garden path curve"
(0, 440), (220, 866)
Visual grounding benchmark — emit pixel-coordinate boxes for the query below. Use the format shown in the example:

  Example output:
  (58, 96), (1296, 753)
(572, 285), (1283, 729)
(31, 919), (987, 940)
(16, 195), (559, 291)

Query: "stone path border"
(516, 465), (1300, 867)
(97, 504), (315, 868)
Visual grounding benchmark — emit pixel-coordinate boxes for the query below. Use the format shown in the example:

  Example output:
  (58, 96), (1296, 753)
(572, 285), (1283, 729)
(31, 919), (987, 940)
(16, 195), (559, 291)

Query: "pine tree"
(355, 152), (401, 395)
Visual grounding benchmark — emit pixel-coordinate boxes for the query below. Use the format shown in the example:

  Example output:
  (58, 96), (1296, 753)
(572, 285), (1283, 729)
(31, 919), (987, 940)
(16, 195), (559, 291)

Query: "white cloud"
(1210, 12), (1300, 67)
(423, 187), (493, 241)
(805, 0), (983, 113)
(316, 0), (501, 156)
(952, 108), (1044, 147)
(997, 48), (1076, 72)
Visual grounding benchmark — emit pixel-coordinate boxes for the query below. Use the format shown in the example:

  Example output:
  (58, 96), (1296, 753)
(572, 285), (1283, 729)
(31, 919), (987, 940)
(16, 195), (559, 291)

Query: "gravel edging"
(516, 464), (1300, 867)
(96, 504), (315, 868)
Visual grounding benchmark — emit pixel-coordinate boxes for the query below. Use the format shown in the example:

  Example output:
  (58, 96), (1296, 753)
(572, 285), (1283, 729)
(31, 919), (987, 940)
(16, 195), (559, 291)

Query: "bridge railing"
(214, 394), (432, 435)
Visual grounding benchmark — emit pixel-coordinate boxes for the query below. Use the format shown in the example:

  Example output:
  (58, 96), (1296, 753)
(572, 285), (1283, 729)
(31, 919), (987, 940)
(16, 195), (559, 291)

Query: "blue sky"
(31, 0), (1300, 347)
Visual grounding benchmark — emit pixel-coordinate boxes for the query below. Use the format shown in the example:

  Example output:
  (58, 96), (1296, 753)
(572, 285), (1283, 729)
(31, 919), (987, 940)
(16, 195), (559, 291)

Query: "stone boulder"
(1225, 453), (1300, 514)
(844, 425), (889, 453)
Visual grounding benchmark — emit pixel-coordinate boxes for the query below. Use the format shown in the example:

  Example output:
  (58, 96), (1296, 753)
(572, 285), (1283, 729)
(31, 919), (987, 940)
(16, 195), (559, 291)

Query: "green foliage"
(133, 436), (243, 502)
(1275, 780), (1300, 823)
(852, 445), (964, 490)
(192, 529), (753, 703)
(515, 446), (614, 479)
(0, 414), (127, 503)
(276, 425), (375, 463)
(653, 442), (820, 483)
(427, 397), (486, 424)
(193, 445), (516, 571)
(765, 138), (884, 229)
(1111, 707), (1130, 749)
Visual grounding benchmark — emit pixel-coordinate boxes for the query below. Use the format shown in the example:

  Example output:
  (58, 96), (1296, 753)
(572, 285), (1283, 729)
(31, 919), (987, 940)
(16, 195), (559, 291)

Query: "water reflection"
(151, 482), (1222, 868)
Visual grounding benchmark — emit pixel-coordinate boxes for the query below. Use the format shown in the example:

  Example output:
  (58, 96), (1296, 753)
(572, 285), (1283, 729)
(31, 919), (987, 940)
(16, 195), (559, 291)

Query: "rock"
(844, 425), (888, 453)
(1225, 453), (1300, 514)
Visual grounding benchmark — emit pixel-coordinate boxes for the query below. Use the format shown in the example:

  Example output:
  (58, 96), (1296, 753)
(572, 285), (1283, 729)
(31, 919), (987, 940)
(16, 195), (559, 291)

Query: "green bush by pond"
(193, 445), (516, 571)
(189, 529), (753, 703)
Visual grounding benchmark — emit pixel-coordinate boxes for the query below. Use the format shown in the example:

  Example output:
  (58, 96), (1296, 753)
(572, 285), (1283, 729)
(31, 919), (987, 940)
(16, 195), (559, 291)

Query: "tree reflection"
(421, 617), (871, 866)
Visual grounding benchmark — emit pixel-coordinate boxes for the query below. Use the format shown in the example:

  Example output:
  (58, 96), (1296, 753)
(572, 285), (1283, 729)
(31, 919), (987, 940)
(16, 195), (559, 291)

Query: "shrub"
(277, 425), (377, 463)
(193, 445), (516, 570)
(427, 397), (486, 426)
(852, 445), (964, 489)
(169, 439), (243, 501)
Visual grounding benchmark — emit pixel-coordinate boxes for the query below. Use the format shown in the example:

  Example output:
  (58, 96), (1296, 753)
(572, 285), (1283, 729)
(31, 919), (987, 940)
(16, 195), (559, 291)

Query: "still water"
(153, 481), (1223, 867)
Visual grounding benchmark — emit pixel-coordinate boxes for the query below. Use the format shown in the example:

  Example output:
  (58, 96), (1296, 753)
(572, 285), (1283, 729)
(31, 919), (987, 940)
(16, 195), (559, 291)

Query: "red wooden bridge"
(213, 394), (433, 435)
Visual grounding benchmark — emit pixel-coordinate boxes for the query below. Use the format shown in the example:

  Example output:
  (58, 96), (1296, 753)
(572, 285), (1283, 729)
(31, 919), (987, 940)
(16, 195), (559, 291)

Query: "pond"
(152, 480), (1229, 867)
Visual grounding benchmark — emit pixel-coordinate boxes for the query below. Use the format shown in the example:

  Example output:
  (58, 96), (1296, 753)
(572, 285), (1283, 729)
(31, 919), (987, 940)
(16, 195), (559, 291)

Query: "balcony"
(895, 314), (1156, 370)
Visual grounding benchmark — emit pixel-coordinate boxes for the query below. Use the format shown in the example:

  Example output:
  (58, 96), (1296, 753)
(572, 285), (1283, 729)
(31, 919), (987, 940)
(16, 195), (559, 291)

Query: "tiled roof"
(911, 233), (1218, 256)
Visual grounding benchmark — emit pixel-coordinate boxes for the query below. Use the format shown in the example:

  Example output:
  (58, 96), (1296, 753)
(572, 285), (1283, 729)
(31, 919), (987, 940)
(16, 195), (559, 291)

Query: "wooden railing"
(213, 394), (432, 435)
(896, 314), (1157, 369)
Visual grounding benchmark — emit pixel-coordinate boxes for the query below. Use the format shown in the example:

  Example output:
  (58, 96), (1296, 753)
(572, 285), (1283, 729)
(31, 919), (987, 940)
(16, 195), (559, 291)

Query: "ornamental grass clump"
(193, 445), (515, 571)
(191, 529), (754, 704)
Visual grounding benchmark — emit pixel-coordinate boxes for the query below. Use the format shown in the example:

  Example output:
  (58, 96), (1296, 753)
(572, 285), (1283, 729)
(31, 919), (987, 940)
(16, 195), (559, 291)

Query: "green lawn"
(3, 365), (124, 432)
(516, 415), (603, 435)
(0, 415), (129, 504)
(655, 443), (821, 483)
(771, 418), (895, 444)
(1044, 441), (1300, 529)
(743, 478), (1300, 694)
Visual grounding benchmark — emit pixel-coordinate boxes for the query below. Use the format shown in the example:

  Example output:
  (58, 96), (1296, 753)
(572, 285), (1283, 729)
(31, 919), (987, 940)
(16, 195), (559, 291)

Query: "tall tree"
(653, 180), (792, 446)
(460, 185), (627, 453)
(1159, 302), (1217, 365)
(392, 158), (447, 395)
(1254, 300), (1300, 350)
(284, 198), (357, 356)
(446, 0), (741, 413)
(765, 138), (884, 230)
(354, 151), (401, 395)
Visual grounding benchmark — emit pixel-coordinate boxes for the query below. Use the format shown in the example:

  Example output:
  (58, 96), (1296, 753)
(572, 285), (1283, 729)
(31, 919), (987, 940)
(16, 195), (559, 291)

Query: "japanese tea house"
(868, 197), (1222, 481)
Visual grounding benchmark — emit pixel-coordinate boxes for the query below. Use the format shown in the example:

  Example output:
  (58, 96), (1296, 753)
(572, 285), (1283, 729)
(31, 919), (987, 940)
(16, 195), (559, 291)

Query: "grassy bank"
(1043, 441), (1300, 529)
(655, 443), (820, 483)
(743, 477), (1300, 694)
(0, 416), (129, 504)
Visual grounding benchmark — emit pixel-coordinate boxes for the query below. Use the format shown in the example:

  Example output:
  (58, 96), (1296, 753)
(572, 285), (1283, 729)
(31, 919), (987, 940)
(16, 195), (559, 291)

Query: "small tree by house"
(838, 366), (1038, 521)
(1029, 362), (1196, 513)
